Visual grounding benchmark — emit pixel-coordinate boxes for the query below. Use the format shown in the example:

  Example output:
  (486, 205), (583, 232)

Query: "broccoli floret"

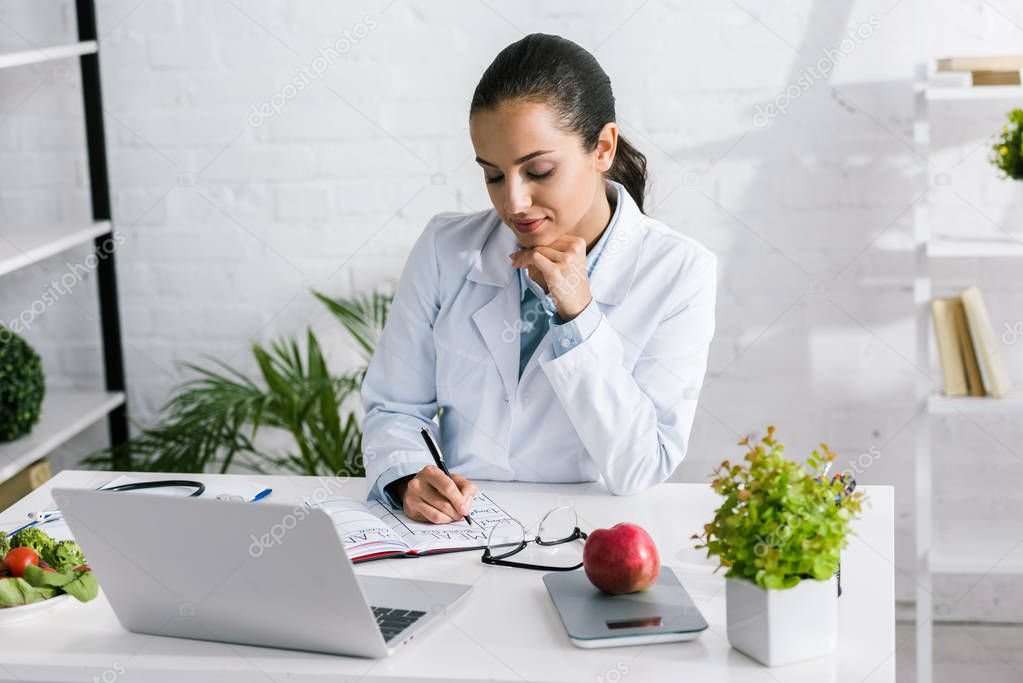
(41, 540), (87, 572)
(10, 527), (55, 556)
(0, 531), (9, 559)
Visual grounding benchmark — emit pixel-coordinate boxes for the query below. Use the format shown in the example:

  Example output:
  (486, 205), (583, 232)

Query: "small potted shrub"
(0, 326), (46, 442)
(693, 426), (865, 667)
(990, 108), (1023, 180)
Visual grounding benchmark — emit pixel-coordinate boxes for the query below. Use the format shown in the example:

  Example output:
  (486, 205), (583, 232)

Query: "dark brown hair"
(470, 33), (648, 213)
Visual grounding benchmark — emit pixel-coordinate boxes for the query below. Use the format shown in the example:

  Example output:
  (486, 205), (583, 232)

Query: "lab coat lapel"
(519, 327), (554, 385)
(465, 185), (647, 395)
(523, 184), (646, 384)
(468, 216), (519, 401)
(587, 182), (644, 306)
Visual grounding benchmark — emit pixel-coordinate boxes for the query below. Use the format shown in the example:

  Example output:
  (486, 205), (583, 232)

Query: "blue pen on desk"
(251, 488), (272, 502)
(11, 517), (55, 536)
(420, 427), (473, 526)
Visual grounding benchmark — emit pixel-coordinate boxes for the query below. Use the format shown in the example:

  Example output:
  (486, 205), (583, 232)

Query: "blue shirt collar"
(519, 179), (624, 302)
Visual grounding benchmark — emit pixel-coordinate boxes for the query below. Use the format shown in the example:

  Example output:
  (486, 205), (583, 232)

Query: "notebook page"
(310, 497), (410, 560)
(365, 492), (520, 553)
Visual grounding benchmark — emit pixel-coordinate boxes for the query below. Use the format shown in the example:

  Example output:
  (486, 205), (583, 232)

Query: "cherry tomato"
(4, 547), (40, 578)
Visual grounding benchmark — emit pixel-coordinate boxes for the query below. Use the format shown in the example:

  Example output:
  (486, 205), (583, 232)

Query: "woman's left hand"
(509, 236), (592, 321)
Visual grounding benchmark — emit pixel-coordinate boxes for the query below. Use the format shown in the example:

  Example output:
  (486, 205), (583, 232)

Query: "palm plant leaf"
(84, 291), (387, 476)
(81, 356), (270, 472)
(314, 291), (391, 361)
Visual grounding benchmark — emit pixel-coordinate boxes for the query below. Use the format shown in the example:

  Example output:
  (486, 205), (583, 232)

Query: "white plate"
(0, 592), (73, 624)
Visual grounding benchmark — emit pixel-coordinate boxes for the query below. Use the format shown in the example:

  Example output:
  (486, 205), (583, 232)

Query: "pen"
(251, 488), (272, 502)
(419, 427), (473, 526)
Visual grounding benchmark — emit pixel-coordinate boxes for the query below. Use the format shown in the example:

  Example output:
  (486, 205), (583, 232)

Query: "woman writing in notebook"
(360, 34), (717, 524)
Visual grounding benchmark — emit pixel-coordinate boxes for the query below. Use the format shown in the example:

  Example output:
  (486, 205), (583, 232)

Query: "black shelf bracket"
(76, 0), (130, 466)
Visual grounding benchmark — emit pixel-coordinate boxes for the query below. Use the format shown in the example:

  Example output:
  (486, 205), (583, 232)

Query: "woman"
(361, 33), (716, 524)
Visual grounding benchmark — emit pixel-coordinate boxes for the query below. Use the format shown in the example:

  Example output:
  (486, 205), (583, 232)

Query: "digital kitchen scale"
(543, 567), (708, 648)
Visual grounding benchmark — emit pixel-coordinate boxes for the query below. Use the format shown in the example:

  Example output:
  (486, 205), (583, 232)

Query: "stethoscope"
(14, 479), (207, 536)
(95, 480), (206, 497)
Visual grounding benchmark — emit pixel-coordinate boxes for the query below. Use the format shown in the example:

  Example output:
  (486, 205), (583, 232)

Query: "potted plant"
(990, 108), (1023, 180)
(83, 290), (392, 476)
(693, 426), (865, 667)
(0, 327), (45, 443)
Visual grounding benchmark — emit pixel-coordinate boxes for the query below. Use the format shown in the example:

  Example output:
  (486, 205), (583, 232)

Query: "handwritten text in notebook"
(309, 491), (517, 562)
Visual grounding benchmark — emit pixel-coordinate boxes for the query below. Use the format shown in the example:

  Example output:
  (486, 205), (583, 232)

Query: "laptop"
(52, 487), (472, 658)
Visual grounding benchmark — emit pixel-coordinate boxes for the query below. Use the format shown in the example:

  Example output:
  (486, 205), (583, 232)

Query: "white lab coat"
(360, 180), (717, 504)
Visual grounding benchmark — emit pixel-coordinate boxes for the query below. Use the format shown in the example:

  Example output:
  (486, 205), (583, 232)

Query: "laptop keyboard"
(371, 606), (427, 642)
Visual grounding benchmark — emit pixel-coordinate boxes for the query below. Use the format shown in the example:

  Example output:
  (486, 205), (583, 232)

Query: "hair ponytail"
(470, 33), (649, 213)
(606, 133), (647, 213)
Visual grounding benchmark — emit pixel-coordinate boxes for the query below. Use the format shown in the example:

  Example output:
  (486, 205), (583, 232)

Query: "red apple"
(582, 523), (660, 595)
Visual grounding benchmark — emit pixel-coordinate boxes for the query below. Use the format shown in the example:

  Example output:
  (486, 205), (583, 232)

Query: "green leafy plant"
(991, 108), (1023, 180)
(83, 291), (392, 476)
(693, 426), (866, 590)
(0, 326), (45, 442)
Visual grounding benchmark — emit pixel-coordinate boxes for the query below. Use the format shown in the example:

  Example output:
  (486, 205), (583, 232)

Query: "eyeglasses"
(481, 505), (588, 571)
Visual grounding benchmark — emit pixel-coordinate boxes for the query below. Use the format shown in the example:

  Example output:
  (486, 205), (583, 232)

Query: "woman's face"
(469, 100), (616, 248)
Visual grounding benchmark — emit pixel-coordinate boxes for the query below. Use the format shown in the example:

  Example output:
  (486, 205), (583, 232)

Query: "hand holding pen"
(411, 427), (475, 526)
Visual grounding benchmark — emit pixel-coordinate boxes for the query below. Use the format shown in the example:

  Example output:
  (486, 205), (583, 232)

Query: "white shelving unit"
(0, 221), (112, 278)
(926, 389), (1023, 415)
(927, 238), (1023, 258)
(912, 68), (1023, 683)
(0, 390), (124, 483)
(925, 84), (1023, 102)
(0, 2), (129, 496)
(0, 41), (97, 70)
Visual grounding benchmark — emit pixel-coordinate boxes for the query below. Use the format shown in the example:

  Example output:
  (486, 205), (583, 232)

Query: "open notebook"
(309, 492), (517, 563)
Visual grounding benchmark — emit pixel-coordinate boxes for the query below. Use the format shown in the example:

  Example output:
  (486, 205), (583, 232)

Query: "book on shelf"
(950, 297), (985, 397)
(971, 70), (1022, 86)
(931, 298), (970, 396)
(929, 71), (973, 88)
(931, 287), (1013, 399)
(960, 286), (1012, 398)
(937, 55), (1023, 72)
(930, 69), (1022, 88)
(933, 56), (1023, 88)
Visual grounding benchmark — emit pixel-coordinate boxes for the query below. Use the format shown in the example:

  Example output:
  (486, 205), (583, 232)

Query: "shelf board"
(927, 390), (1022, 415)
(0, 222), (112, 278)
(932, 519), (1023, 574)
(928, 238), (1023, 258)
(0, 41), (98, 70)
(0, 390), (125, 483)
(925, 85), (1023, 101)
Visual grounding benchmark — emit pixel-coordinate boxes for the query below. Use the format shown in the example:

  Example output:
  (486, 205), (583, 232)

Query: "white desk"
(0, 471), (895, 682)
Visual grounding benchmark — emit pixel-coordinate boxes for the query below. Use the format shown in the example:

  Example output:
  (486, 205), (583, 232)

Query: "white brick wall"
(1, 0), (1022, 607)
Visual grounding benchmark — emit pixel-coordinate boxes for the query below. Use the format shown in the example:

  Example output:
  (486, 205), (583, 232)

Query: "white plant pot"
(726, 575), (838, 667)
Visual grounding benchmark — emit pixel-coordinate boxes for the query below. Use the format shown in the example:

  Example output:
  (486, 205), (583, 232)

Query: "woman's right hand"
(396, 465), (477, 524)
